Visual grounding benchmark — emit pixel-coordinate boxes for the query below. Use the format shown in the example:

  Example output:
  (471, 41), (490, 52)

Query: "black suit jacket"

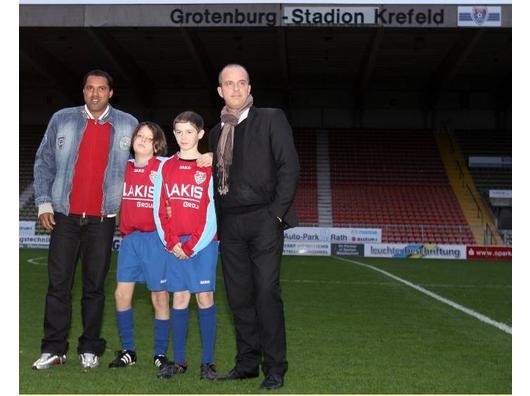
(209, 106), (300, 229)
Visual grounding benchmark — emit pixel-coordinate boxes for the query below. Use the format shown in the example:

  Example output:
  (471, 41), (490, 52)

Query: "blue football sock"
(153, 319), (170, 357)
(171, 308), (189, 363)
(198, 305), (217, 364)
(116, 309), (134, 351)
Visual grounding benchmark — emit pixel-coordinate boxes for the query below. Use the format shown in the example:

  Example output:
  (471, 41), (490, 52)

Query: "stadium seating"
(20, 126), (42, 194)
(327, 129), (475, 244)
(20, 125), (43, 220)
(292, 129), (319, 225)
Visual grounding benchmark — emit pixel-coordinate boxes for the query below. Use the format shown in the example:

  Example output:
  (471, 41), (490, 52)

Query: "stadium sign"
(331, 243), (364, 257)
(466, 246), (512, 260)
(468, 156), (511, 169)
(19, 220), (36, 237)
(489, 189), (511, 199)
(20, 233), (123, 250)
(284, 227), (381, 243)
(283, 241), (331, 256)
(19, 3), (512, 28)
(365, 243), (466, 259)
(19, 235), (50, 249)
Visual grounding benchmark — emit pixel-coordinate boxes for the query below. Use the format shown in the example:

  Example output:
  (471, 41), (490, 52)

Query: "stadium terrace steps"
(20, 183), (35, 211)
(435, 130), (502, 245)
(292, 129), (319, 226)
(316, 130), (333, 227)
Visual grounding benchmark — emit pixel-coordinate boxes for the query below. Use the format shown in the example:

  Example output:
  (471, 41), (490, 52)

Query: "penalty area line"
(333, 256), (512, 335)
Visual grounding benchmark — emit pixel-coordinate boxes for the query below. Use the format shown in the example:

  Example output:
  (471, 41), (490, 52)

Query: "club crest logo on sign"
(149, 170), (157, 185)
(194, 171), (207, 185)
(457, 5), (501, 27)
(472, 6), (488, 25)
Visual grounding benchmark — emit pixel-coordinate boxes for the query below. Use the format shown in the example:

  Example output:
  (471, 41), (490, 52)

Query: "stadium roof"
(20, 2), (512, 127)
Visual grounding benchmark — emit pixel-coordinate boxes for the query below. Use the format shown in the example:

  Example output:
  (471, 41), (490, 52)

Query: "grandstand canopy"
(20, 2), (512, 130)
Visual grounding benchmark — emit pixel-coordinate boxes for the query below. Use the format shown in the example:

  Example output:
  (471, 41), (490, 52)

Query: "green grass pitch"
(19, 248), (511, 394)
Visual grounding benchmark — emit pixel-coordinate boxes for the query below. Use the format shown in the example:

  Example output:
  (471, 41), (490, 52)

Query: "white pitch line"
(333, 256), (512, 335)
(27, 257), (47, 266)
(281, 278), (510, 289)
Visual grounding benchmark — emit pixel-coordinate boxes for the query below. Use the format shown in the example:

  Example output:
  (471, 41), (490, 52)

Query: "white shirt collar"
(238, 108), (250, 123)
(84, 104), (110, 121)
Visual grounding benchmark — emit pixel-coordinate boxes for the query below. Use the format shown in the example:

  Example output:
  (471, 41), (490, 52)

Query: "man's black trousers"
(219, 206), (288, 378)
(40, 212), (115, 356)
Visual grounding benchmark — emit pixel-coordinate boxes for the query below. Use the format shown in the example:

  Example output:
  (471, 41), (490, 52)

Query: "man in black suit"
(209, 64), (299, 390)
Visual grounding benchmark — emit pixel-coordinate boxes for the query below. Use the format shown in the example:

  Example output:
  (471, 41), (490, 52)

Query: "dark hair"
(83, 69), (114, 90)
(173, 111), (204, 132)
(218, 64), (250, 86)
(131, 121), (168, 156)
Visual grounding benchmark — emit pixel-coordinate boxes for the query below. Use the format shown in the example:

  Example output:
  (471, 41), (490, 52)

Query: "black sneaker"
(200, 363), (217, 380)
(155, 355), (187, 379)
(108, 350), (136, 368)
(153, 354), (170, 370)
(157, 362), (188, 379)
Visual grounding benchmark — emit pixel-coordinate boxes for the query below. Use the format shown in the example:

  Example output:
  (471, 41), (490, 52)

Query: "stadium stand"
(327, 129), (475, 244)
(454, 129), (512, 195)
(292, 129), (319, 226)
(20, 126), (491, 245)
(453, 129), (512, 244)
(19, 126), (42, 221)
(19, 126), (42, 194)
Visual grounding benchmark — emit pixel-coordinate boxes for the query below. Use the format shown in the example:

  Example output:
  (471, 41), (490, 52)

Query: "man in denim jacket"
(32, 69), (138, 370)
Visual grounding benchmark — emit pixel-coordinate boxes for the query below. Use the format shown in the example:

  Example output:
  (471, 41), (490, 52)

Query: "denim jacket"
(33, 105), (138, 216)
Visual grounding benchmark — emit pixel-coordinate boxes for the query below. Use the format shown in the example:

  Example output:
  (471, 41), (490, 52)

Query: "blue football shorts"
(117, 230), (172, 291)
(166, 237), (219, 294)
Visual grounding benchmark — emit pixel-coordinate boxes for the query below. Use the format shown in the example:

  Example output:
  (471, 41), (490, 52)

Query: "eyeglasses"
(135, 134), (154, 143)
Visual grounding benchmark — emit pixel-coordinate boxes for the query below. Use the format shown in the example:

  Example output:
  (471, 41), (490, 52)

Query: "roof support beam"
(85, 28), (154, 109)
(426, 29), (485, 109)
(179, 27), (219, 108)
(277, 27), (290, 110)
(20, 30), (80, 104)
(355, 28), (384, 109)
(495, 74), (512, 111)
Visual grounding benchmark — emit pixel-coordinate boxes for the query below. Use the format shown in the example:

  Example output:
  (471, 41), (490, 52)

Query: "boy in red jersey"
(153, 111), (219, 380)
(108, 121), (175, 378)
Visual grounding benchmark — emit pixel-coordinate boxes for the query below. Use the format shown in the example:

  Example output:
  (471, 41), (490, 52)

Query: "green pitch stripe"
(334, 256), (512, 335)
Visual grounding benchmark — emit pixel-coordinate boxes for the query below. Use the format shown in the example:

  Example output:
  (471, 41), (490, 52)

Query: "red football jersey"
(153, 154), (217, 257)
(119, 157), (162, 236)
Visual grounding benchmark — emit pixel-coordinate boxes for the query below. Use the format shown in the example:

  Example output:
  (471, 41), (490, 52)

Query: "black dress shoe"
(260, 374), (284, 390)
(217, 368), (259, 381)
